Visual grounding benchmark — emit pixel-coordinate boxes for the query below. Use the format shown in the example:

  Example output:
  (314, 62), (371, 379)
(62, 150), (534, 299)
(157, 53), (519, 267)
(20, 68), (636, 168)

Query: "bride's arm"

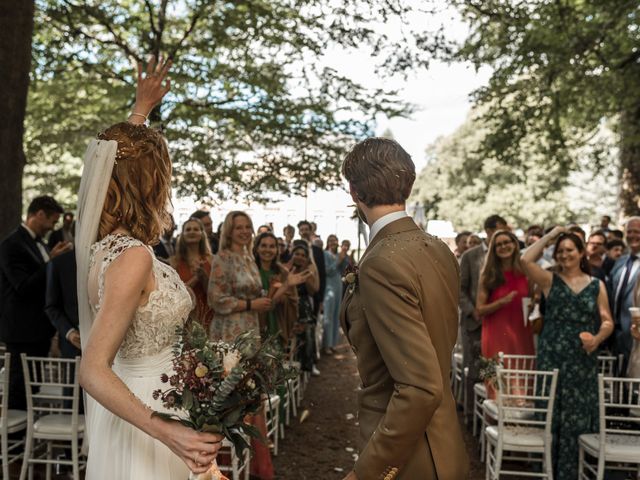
(79, 247), (221, 473)
(127, 55), (172, 125)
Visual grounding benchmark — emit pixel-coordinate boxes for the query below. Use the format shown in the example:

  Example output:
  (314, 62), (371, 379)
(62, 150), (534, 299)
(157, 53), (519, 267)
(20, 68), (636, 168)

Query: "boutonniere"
(342, 264), (359, 288)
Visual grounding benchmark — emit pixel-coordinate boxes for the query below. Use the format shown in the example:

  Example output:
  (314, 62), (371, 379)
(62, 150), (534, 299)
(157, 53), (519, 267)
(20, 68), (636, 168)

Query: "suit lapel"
(18, 227), (45, 265)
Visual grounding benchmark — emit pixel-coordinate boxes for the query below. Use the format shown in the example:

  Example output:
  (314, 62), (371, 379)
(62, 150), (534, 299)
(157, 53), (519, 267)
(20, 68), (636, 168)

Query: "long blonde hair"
(219, 211), (254, 251)
(97, 122), (172, 245)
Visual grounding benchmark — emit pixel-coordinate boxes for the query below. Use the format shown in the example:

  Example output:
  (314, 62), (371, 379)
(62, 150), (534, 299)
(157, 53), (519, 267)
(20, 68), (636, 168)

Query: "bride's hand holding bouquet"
(152, 323), (295, 479)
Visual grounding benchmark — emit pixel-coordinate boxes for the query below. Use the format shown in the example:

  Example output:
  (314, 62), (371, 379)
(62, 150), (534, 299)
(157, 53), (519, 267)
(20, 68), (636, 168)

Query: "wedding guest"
(322, 234), (349, 354)
(476, 230), (534, 397)
(45, 249), (81, 359)
(0, 195), (68, 409)
(298, 220), (326, 316)
(608, 228), (624, 242)
(281, 225), (295, 262)
(207, 210), (274, 479)
(586, 230), (607, 280)
(290, 243), (320, 375)
(171, 218), (213, 331)
(256, 224), (272, 234)
(253, 232), (305, 347)
(600, 215), (612, 234)
(455, 231), (472, 259)
(459, 214), (507, 420)
(48, 211), (75, 249)
(603, 238), (626, 276)
(569, 225), (586, 243)
(608, 217), (640, 372)
(522, 227), (613, 479)
(153, 215), (176, 263)
(191, 209), (219, 254)
(525, 226), (544, 247)
(466, 234), (482, 249)
(628, 279), (640, 378)
(276, 237), (288, 262)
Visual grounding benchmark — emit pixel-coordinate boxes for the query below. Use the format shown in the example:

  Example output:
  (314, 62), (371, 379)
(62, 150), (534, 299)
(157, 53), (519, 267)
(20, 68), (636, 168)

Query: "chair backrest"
(0, 353), (9, 428)
(498, 352), (536, 371)
(598, 375), (640, 443)
(495, 367), (559, 438)
(597, 355), (617, 376)
(21, 355), (81, 426)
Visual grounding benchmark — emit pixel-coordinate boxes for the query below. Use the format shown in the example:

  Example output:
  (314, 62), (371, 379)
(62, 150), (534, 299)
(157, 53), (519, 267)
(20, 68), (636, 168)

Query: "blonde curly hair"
(97, 122), (172, 245)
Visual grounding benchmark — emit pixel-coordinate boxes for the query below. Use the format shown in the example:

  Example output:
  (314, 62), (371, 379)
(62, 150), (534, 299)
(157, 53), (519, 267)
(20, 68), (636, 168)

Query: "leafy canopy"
(27, 0), (425, 203)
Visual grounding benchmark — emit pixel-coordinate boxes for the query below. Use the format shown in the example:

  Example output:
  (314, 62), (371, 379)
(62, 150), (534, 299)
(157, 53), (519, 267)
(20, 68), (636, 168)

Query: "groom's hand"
(342, 471), (358, 480)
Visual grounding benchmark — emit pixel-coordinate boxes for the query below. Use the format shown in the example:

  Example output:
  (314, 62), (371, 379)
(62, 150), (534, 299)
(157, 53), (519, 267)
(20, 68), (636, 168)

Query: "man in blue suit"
(608, 217), (640, 373)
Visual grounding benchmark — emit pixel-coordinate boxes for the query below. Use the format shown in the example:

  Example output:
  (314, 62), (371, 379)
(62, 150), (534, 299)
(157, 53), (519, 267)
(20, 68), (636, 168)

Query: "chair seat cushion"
(483, 399), (535, 420)
(579, 433), (640, 461)
(486, 425), (545, 448)
(34, 414), (85, 435)
(2, 409), (27, 430)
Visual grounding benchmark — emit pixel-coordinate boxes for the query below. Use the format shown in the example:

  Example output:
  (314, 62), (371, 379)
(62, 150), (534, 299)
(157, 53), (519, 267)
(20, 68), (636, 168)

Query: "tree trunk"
(619, 104), (640, 217)
(0, 0), (34, 239)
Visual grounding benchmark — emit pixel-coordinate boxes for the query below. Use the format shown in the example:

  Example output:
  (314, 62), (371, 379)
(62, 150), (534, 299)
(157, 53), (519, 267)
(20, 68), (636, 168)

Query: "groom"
(339, 138), (468, 479)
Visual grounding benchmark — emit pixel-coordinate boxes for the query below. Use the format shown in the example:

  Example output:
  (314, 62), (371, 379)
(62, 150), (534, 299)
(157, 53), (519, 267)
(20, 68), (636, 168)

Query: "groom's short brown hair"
(342, 137), (416, 207)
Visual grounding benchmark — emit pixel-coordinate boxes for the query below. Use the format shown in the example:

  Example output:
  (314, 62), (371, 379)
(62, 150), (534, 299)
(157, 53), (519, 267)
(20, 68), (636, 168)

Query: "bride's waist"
(113, 346), (174, 378)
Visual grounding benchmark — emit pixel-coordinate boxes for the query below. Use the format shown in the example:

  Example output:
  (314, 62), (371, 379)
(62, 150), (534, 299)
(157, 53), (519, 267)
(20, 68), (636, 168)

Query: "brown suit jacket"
(340, 217), (469, 480)
(459, 244), (486, 332)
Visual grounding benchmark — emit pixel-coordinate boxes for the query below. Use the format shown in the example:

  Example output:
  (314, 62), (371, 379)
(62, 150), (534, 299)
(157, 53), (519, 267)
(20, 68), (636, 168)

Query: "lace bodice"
(88, 234), (193, 359)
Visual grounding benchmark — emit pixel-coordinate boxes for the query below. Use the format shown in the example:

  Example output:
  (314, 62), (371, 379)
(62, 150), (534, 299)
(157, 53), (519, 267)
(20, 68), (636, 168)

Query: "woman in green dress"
(253, 231), (308, 347)
(521, 226), (614, 479)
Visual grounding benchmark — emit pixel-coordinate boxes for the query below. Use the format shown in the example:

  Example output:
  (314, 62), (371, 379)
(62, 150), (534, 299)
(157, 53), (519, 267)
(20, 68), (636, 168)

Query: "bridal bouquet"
(153, 323), (295, 479)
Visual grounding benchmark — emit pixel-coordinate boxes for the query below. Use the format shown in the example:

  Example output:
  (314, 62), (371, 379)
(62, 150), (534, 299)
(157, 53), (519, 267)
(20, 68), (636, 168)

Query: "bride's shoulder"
(91, 233), (151, 267)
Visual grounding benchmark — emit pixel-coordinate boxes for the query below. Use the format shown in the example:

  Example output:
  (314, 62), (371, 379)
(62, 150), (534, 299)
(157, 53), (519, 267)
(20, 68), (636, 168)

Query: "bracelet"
(246, 299), (252, 311)
(129, 112), (148, 122)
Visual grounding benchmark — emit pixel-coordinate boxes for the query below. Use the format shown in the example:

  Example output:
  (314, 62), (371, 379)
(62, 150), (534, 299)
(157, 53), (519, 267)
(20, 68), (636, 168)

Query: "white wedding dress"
(85, 233), (193, 479)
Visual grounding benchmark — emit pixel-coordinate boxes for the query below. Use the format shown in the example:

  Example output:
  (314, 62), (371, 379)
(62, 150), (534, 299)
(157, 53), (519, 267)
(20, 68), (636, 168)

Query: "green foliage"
(426, 0), (640, 215)
(412, 111), (576, 231)
(26, 0), (419, 204)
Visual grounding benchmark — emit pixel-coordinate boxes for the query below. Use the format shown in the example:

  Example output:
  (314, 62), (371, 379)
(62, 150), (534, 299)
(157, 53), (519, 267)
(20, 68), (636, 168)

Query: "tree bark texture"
(619, 103), (640, 217)
(0, 0), (34, 239)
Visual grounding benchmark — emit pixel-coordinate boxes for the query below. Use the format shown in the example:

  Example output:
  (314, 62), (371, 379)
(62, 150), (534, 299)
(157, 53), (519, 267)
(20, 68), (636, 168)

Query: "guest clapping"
(171, 218), (213, 331)
(253, 232), (308, 347)
(322, 234), (349, 354)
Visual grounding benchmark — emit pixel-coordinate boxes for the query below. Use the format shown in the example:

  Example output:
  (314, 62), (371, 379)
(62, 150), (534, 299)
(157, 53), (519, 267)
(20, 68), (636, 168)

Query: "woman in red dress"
(477, 230), (534, 398)
(171, 218), (213, 331)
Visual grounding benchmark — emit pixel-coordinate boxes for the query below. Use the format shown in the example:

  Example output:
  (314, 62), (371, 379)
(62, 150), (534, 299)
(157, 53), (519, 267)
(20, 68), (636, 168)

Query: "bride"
(76, 57), (222, 479)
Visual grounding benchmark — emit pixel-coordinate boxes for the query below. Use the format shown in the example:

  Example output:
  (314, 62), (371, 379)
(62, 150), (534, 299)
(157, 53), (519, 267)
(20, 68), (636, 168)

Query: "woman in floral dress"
(521, 226), (614, 479)
(207, 210), (274, 479)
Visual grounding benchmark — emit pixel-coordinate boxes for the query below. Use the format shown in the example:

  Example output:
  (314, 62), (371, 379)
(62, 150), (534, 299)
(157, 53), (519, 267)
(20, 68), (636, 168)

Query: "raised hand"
(129, 55), (172, 123)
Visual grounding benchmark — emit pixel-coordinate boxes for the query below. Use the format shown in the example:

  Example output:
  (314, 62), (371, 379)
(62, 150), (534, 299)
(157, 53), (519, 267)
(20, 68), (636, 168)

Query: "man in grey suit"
(608, 216), (640, 373)
(459, 214), (507, 419)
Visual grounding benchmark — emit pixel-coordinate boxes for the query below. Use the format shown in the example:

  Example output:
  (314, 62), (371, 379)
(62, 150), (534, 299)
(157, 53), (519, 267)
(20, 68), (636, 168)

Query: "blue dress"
(322, 250), (349, 349)
(537, 274), (599, 480)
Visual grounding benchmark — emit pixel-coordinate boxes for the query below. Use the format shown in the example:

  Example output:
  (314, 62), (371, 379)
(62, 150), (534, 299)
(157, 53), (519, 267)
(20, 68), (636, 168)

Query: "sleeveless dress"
(537, 273), (599, 480)
(481, 269), (535, 361)
(85, 234), (193, 479)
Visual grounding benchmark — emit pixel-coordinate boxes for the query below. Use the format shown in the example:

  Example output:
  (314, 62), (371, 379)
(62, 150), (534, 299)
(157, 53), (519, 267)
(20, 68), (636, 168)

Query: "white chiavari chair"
(578, 375), (640, 480)
(1, 353), (27, 480)
(19, 355), (84, 480)
(485, 367), (559, 479)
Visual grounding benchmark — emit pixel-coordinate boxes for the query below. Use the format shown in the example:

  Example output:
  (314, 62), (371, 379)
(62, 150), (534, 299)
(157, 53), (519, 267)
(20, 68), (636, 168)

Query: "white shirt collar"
(369, 210), (409, 243)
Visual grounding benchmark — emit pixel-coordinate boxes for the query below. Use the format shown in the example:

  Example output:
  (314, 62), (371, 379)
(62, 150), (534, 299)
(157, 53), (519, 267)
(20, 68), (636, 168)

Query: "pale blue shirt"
(368, 210), (409, 243)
